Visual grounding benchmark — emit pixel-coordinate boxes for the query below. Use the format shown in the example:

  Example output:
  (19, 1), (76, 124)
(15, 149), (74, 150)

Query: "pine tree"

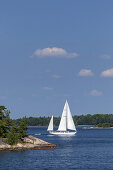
(18, 119), (28, 140)
(0, 106), (12, 137)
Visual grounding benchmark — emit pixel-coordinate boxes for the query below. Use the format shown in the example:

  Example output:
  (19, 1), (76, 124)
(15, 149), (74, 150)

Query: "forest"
(13, 114), (113, 127)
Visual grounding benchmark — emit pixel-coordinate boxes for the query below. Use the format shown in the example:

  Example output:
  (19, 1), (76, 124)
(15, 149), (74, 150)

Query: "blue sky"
(0, 0), (113, 119)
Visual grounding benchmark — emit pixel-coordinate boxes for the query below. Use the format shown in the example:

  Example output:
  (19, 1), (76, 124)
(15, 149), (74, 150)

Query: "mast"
(66, 100), (68, 131)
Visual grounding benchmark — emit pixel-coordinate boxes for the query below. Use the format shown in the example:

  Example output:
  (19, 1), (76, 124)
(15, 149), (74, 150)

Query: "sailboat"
(47, 100), (77, 135)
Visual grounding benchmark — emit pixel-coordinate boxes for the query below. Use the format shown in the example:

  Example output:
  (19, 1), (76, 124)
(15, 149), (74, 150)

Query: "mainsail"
(57, 102), (67, 131)
(58, 100), (76, 131)
(47, 115), (53, 131)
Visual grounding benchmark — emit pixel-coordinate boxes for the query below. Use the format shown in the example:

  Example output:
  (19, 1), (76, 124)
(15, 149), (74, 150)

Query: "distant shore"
(28, 125), (93, 127)
(92, 127), (113, 129)
(77, 125), (93, 126)
(28, 125), (113, 128)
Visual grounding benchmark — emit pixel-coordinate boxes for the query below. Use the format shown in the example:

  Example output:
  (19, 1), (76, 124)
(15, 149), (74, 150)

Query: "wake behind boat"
(47, 100), (77, 135)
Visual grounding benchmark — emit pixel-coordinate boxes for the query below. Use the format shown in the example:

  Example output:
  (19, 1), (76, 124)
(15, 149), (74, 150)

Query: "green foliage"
(18, 119), (28, 140)
(11, 124), (19, 134)
(6, 119), (28, 145)
(0, 106), (12, 137)
(97, 123), (113, 128)
(6, 132), (19, 145)
(13, 116), (61, 126)
(73, 114), (113, 125)
(13, 114), (113, 126)
(0, 105), (28, 145)
(0, 121), (7, 137)
(6, 124), (19, 145)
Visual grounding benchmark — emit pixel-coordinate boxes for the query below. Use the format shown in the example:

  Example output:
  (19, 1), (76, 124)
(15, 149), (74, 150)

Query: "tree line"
(13, 114), (113, 126)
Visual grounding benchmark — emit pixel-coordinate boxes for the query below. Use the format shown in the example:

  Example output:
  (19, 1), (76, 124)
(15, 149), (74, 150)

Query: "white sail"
(47, 100), (77, 135)
(47, 116), (53, 131)
(58, 100), (76, 131)
(57, 102), (67, 131)
(66, 101), (76, 131)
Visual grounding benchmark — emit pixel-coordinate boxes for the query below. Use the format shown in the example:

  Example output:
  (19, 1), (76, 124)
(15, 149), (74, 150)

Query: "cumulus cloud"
(78, 69), (94, 76)
(30, 47), (78, 58)
(101, 68), (113, 77)
(90, 90), (103, 96)
(100, 54), (111, 59)
(52, 74), (61, 78)
(42, 87), (53, 90)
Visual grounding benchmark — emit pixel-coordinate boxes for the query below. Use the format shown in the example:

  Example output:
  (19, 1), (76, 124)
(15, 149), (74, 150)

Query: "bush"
(97, 123), (113, 128)
(6, 121), (28, 145)
(7, 132), (19, 145)
(18, 119), (28, 140)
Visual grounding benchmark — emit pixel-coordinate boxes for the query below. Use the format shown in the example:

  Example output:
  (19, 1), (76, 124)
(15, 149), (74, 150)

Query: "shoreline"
(0, 135), (59, 151)
(28, 125), (94, 127)
(92, 127), (113, 129)
(28, 125), (113, 129)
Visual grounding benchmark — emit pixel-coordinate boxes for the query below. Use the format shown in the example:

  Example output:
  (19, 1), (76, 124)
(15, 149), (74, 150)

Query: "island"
(0, 135), (58, 151)
(0, 106), (58, 151)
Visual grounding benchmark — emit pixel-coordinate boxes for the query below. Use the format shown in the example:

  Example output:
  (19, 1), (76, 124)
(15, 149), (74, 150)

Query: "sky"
(0, 0), (113, 119)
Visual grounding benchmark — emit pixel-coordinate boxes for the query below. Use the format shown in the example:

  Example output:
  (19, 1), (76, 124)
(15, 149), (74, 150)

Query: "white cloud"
(101, 68), (113, 77)
(52, 74), (61, 78)
(30, 47), (78, 58)
(90, 90), (103, 96)
(78, 69), (94, 76)
(100, 54), (111, 59)
(42, 87), (53, 90)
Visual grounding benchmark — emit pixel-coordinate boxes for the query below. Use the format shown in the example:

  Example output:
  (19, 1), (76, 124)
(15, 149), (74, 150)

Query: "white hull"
(49, 131), (77, 135)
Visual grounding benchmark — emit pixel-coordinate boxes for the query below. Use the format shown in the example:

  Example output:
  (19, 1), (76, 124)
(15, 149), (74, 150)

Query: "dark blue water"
(0, 127), (113, 170)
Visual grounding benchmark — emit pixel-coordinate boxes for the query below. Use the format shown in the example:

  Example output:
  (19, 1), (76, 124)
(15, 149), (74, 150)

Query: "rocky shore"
(0, 135), (58, 151)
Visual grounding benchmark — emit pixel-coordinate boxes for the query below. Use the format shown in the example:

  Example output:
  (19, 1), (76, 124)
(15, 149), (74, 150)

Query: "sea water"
(0, 127), (113, 170)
